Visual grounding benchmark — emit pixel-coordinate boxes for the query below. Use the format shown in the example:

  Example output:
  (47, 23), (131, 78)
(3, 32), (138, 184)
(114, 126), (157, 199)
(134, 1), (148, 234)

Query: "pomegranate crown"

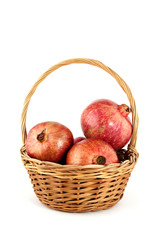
(118, 104), (131, 117)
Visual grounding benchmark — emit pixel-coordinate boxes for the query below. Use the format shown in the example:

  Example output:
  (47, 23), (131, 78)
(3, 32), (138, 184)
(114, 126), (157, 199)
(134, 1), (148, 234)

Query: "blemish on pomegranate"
(99, 125), (106, 134)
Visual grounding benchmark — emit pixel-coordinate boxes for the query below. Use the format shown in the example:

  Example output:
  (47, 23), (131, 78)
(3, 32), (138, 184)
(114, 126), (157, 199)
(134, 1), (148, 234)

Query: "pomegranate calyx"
(37, 128), (46, 142)
(96, 155), (106, 165)
(119, 104), (131, 117)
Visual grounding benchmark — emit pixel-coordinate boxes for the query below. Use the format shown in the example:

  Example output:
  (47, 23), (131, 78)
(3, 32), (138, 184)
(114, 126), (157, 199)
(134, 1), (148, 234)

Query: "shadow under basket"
(20, 58), (139, 213)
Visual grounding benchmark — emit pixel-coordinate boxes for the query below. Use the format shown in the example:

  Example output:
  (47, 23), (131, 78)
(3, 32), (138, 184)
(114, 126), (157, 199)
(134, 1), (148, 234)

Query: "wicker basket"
(20, 58), (139, 213)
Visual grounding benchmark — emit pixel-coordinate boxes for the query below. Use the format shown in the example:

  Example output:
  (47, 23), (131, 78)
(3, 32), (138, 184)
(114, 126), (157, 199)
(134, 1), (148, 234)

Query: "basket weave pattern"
(20, 58), (139, 212)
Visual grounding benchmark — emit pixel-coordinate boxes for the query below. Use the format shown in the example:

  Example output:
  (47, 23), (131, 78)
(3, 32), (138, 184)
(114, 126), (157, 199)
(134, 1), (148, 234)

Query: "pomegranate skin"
(81, 99), (132, 150)
(74, 137), (85, 144)
(26, 121), (73, 163)
(66, 138), (119, 166)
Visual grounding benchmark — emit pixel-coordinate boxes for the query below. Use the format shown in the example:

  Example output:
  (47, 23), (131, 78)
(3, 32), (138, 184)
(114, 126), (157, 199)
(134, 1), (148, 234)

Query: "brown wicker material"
(20, 58), (139, 213)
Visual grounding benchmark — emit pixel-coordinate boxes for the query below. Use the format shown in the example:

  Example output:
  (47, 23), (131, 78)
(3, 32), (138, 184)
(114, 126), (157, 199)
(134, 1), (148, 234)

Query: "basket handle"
(21, 58), (139, 153)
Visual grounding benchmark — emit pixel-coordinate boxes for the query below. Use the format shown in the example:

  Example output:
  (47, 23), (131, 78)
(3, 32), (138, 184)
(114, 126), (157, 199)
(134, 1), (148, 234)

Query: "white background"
(0, 0), (160, 239)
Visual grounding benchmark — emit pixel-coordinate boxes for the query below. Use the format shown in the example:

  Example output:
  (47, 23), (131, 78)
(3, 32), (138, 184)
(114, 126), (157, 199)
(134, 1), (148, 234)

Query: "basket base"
(37, 193), (124, 213)
(27, 169), (130, 213)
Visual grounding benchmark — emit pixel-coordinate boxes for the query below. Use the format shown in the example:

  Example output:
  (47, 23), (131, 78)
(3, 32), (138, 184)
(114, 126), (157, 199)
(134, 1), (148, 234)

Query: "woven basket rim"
(21, 145), (138, 180)
(21, 144), (137, 168)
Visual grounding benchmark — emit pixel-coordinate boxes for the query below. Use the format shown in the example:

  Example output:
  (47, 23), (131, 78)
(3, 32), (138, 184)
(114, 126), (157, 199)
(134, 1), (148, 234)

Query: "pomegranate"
(66, 138), (118, 166)
(74, 137), (85, 144)
(81, 99), (132, 150)
(26, 121), (73, 163)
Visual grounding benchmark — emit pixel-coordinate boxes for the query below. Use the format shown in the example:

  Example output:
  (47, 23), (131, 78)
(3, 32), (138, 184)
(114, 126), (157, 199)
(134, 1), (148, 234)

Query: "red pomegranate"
(74, 137), (85, 144)
(26, 121), (73, 163)
(81, 99), (132, 150)
(66, 138), (118, 166)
